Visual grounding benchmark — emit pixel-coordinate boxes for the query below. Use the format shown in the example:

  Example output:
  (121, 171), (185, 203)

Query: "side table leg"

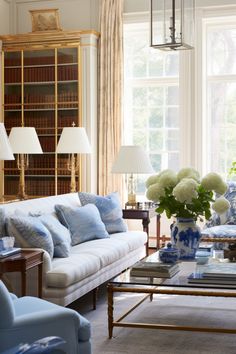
(142, 218), (150, 256)
(38, 263), (43, 298)
(156, 215), (161, 250)
(107, 283), (114, 339)
(22, 271), (26, 296)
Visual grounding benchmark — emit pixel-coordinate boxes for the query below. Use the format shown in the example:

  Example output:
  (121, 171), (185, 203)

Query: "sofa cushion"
(6, 216), (54, 258)
(55, 204), (109, 246)
(46, 253), (102, 288)
(39, 214), (71, 258)
(78, 191), (127, 234)
(45, 230), (147, 288)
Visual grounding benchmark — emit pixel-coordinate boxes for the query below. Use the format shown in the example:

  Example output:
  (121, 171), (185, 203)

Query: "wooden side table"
(122, 208), (161, 254)
(0, 249), (44, 297)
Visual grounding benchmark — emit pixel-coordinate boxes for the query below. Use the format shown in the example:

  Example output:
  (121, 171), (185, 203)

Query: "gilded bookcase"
(0, 30), (98, 199)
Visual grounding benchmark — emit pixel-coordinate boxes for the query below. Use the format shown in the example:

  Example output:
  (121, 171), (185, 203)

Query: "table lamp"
(112, 145), (154, 206)
(56, 126), (91, 193)
(9, 127), (43, 200)
(0, 123), (14, 160)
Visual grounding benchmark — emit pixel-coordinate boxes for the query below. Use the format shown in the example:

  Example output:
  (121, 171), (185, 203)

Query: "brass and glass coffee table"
(107, 253), (236, 338)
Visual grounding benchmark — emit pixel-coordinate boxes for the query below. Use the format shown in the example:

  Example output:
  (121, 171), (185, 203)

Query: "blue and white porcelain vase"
(170, 218), (201, 260)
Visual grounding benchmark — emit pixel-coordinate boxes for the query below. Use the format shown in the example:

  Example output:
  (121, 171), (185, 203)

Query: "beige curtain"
(98, 0), (124, 197)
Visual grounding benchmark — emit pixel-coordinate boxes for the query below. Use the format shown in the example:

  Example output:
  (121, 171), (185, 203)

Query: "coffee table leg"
(107, 283), (114, 339)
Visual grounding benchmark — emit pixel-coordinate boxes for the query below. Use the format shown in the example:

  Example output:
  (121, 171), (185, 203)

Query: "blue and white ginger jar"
(171, 218), (201, 260)
(159, 242), (180, 264)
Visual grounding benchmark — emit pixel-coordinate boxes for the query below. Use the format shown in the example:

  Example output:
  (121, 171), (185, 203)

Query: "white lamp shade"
(112, 145), (154, 174)
(0, 123), (14, 160)
(56, 127), (91, 154)
(9, 127), (43, 154)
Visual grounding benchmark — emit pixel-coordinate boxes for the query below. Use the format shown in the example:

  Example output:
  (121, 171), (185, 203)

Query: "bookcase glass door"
(3, 45), (80, 199)
(57, 47), (80, 194)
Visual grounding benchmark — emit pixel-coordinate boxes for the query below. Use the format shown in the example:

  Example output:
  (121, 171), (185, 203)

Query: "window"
(124, 9), (236, 193)
(203, 18), (236, 178)
(124, 22), (180, 195)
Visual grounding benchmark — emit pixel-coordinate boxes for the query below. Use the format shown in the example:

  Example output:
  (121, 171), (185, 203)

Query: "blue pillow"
(201, 225), (236, 250)
(78, 192), (127, 234)
(6, 216), (54, 258)
(205, 181), (236, 228)
(39, 214), (71, 258)
(55, 204), (109, 246)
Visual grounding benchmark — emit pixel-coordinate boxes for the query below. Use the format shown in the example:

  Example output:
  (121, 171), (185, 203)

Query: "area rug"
(70, 284), (236, 354)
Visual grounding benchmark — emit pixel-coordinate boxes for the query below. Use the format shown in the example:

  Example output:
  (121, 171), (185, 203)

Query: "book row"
(4, 115), (76, 130)
(4, 92), (78, 109)
(5, 155), (71, 169)
(4, 54), (75, 67)
(4, 178), (71, 196)
(4, 65), (78, 83)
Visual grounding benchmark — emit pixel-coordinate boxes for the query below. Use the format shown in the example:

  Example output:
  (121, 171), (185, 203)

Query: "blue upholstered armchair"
(0, 281), (91, 354)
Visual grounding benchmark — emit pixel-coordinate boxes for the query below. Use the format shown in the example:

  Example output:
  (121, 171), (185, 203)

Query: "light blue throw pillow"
(78, 192), (128, 234)
(55, 204), (109, 246)
(6, 216), (54, 258)
(39, 214), (71, 258)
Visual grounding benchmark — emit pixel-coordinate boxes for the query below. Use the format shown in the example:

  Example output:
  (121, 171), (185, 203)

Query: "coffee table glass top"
(111, 252), (236, 290)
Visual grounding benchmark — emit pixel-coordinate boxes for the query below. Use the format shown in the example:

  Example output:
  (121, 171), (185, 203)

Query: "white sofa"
(1, 193), (147, 306)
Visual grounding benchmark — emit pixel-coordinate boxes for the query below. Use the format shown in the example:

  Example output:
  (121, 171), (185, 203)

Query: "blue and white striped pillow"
(6, 216), (54, 258)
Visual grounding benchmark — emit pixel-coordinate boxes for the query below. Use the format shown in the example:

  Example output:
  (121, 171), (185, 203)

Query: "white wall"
(0, 0), (12, 34)
(12, 0), (99, 34)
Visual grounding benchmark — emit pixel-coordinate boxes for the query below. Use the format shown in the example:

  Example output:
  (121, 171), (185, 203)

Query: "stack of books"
(130, 260), (180, 278)
(0, 247), (21, 258)
(188, 263), (236, 285)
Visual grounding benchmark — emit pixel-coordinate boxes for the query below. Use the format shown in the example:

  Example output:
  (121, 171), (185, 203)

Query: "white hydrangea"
(145, 174), (159, 188)
(177, 167), (200, 183)
(146, 183), (165, 202)
(201, 172), (225, 192)
(173, 178), (198, 204)
(158, 170), (178, 189)
(212, 197), (230, 214)
(214, 181), (228, 195)
(158, 169), (175, 178)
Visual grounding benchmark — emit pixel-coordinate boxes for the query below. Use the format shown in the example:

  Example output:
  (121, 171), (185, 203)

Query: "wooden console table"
(0, 249), (44, 297)
(122, 208), (161, 254)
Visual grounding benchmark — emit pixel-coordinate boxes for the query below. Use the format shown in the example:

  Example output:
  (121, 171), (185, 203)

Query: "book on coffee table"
(188, 272), (236, 285)
(201, 263), (236, 278)
(130, 261), (179, 278)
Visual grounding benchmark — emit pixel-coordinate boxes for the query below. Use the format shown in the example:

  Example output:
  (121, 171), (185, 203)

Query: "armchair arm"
(9, 293), (18, 301)
(13, 308), (80, 329)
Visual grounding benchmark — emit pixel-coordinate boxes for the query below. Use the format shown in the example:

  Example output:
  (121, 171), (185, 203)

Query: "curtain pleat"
(98, 0), (124, 199)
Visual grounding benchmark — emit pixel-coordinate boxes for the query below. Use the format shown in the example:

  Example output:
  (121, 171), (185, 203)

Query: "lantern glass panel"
(150, 0), (195, 51)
